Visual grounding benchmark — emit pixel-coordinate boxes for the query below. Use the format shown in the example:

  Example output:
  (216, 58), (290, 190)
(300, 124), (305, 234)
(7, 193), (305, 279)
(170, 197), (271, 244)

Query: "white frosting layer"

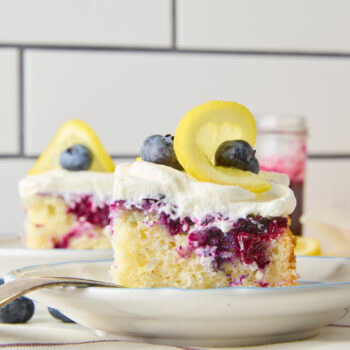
(20, 169), (114, 204)
(113, 161), (296, 230)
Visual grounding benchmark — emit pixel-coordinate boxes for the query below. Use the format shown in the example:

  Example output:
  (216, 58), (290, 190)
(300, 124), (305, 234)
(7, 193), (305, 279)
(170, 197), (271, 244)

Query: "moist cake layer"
(110, 210), (296, 288)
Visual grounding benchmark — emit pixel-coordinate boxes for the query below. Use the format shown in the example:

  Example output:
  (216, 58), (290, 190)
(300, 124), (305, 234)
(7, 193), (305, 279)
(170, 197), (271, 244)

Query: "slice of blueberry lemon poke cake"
(109, 101), (297, 288)
(20, 120), (115, 249)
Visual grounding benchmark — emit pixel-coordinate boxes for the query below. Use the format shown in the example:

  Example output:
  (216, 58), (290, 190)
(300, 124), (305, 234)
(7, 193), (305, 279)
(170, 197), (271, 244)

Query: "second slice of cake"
(20, 119), (115, 249)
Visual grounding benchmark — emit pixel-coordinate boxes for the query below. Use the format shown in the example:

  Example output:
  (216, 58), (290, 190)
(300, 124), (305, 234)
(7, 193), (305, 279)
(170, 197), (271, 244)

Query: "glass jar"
(255, 114), (308, 236)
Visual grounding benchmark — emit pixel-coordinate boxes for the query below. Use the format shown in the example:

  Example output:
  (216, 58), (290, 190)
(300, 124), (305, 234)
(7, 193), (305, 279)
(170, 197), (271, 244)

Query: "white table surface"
(0, 303), (349, 350)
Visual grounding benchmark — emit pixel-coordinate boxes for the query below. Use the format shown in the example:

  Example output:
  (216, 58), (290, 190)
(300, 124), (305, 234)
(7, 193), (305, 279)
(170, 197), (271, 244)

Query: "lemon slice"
(295, 237), (321, 256)
(29, 120), (115, 175)
(174, 101), (271, 193)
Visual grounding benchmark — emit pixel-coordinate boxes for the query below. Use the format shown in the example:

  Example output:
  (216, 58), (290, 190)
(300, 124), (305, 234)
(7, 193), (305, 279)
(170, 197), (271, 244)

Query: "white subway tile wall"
(0, 48), (19, 153)
(177, 0), (350, 52)
(305, 160), (350, 212)
(0, 0), (171, 47)
(25, 51), (350, 155)
(0, 0), (349, 234)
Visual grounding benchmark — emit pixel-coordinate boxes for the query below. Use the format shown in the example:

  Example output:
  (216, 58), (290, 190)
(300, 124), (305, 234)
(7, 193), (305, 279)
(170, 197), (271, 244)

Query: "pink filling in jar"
(255, 114), (308, 236)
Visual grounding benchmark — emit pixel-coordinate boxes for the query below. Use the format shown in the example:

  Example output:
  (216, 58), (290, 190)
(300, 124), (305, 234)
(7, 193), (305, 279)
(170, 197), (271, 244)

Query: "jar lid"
(255, 114), (307, 134)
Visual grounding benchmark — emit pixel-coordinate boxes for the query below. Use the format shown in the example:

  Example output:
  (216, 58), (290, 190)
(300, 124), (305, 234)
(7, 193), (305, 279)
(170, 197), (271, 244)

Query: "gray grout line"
(18, 48), (25, 156)
(1, 43), (350, 58)
(308, 154), (350, 159)
(0, 154), (350, 160)
(172, 0), (177, 49)
(0, 155), (37, 159)
(0, 44), (172, 52)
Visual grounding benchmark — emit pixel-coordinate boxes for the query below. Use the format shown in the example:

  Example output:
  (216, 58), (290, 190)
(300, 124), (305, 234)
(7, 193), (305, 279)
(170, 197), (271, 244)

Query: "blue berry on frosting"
(60, 144), (92, 171)
(215, 140), (259, 174)
(141, 135), (183, 171)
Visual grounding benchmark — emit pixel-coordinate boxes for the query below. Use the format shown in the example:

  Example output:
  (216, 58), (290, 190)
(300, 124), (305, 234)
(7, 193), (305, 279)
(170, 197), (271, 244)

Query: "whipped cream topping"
(113, 161), (296, 230)
(20, 169), (114, 204)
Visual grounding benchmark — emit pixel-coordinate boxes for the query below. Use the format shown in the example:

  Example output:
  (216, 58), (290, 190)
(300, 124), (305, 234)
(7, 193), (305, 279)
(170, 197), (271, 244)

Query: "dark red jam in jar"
(255, 114), (307, 236)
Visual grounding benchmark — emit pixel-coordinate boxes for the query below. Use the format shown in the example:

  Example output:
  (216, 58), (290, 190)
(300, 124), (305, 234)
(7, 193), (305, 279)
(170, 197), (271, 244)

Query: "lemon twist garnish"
(29, 119), (115, 175)
(174, 101), (271, 193)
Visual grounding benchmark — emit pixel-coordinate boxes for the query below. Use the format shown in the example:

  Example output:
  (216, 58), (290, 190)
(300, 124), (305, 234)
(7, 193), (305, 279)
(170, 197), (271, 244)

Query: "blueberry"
(0, 296), (35, 324)
(60, 144), (92, 171)
(246, 157), (260, 174)
(215, 140), (259, 174)
(141, 135), (183, 171)
(48, 307), (75, 323)
(0, 278), (35, 323)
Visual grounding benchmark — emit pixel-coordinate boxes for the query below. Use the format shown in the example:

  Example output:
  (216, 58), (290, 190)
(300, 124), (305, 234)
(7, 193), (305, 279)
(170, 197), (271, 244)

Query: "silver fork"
(0, 277), (123, 308)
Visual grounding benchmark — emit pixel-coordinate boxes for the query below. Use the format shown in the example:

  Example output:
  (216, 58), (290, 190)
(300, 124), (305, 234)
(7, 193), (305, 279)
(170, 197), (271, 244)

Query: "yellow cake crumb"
(110, 210), (297, 288)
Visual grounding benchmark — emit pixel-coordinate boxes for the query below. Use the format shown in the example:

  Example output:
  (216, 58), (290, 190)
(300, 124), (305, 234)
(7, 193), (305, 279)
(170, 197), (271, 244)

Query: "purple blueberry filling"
(111, 197), (288, 275)
(34, 194), (110, 249)
(67, 195), (110, 227)
(187, 216), (287, 270)
(159, 212), (193, 235)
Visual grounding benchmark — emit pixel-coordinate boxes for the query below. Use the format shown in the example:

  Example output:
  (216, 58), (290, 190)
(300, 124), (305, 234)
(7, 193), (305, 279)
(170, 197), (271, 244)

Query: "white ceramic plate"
(0, 233), (113, 276)
(5, 256), (350, 347)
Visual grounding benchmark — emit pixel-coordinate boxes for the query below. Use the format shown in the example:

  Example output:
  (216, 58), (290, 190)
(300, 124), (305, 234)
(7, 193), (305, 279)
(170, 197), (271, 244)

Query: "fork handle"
(0, 277), (116, 307)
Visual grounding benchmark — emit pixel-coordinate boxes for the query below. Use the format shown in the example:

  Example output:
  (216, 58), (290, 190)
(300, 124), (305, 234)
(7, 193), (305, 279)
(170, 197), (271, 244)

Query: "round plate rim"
(5, 255), (350, 293)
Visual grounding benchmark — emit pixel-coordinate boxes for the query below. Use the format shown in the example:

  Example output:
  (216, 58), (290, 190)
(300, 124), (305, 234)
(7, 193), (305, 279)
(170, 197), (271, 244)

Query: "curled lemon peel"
(174, 101), (271, 193)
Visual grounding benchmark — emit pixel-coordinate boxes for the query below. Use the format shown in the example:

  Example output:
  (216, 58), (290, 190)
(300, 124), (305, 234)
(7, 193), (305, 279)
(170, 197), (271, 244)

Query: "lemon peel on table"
(295, 237), (322, 256)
